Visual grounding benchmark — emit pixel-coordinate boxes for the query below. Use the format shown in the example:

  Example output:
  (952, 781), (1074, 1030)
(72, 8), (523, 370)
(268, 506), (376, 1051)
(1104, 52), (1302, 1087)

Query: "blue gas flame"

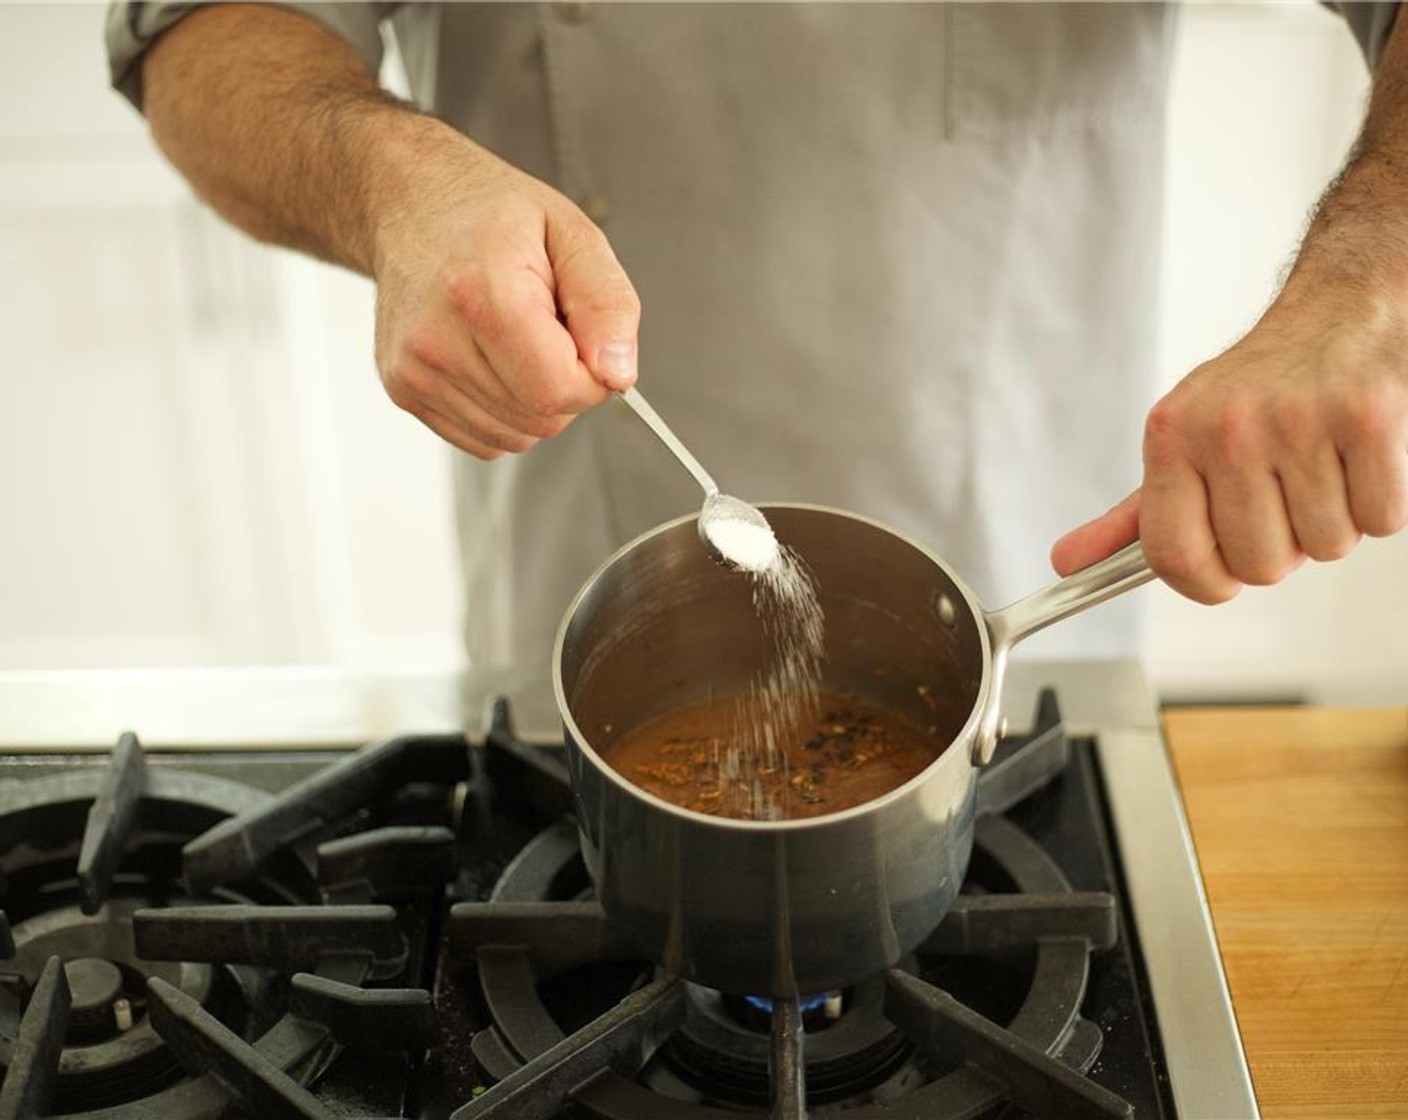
(744, 993), (829, 1014)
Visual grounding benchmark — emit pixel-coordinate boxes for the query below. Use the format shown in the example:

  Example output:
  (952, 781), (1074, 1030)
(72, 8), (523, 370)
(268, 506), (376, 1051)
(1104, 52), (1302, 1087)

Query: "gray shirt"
(108, 3), (1385, 725)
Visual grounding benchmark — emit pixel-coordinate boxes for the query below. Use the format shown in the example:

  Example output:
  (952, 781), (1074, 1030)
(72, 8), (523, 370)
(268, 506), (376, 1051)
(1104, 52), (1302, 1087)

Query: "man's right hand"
(369, 126), (640, 459)
(141, 4), (638, 460)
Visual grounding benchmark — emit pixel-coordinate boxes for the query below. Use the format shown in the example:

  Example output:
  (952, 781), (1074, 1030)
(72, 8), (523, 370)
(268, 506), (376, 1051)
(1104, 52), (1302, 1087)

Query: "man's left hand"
(1052, 289), (1408, 603)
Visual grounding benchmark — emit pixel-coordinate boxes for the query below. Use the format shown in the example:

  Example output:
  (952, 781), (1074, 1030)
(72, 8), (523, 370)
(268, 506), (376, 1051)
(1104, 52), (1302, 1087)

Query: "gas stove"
(0, 661), (1258, 1118)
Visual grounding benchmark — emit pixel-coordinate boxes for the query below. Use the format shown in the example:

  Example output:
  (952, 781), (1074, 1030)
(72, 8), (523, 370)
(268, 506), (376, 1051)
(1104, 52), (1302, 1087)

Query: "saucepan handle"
(971, 542), (1154, 766)
(988, 541), (1153, 653)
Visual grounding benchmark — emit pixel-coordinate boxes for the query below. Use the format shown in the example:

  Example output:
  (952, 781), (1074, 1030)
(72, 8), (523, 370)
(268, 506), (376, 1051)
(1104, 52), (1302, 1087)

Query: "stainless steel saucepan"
(553, 504), (1151, 997)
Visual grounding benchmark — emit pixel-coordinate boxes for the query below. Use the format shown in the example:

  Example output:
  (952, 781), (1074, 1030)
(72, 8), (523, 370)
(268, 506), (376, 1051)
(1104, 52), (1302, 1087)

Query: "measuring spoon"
(616, 387), (777, 571)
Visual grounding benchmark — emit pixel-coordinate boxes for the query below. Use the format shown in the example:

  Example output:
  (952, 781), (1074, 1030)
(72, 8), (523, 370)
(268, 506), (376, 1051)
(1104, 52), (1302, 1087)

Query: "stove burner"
(445, 690), (1137, 1119)
(0, 736), (399, 1119)
(739, 992), (833, 1018)
(64, 958), (123, 1024)
(663, 976), (914, 1108)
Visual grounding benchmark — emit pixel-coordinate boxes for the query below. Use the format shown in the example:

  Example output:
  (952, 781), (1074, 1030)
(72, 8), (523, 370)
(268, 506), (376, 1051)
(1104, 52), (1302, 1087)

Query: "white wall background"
(1, 3), (1403, 705)
(0, 2), (463, 672)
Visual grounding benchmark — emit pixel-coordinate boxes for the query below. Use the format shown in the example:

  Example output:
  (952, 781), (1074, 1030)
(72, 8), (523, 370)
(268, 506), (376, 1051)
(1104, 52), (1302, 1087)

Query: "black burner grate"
(0, 691), (1174, 1119)
(0, 732), (455, 1119)
(444, 692), (1136, 1119)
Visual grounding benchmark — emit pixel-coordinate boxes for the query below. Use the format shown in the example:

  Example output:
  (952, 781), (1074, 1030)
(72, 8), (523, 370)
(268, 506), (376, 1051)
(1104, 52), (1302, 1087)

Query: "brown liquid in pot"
(601, 692), (947, 821)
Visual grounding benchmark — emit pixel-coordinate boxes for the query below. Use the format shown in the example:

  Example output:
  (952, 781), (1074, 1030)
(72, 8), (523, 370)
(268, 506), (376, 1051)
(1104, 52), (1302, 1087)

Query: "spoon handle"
(616, 387), (720, 498)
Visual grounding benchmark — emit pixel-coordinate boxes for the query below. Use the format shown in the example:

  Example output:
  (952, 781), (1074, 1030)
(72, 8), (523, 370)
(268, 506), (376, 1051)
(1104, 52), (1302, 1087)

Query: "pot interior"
(558, 507), (986, 798)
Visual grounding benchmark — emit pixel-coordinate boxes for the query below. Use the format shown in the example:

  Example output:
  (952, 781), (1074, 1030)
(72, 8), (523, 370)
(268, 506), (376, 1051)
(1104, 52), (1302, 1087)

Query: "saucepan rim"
(552, 501), (997, 832)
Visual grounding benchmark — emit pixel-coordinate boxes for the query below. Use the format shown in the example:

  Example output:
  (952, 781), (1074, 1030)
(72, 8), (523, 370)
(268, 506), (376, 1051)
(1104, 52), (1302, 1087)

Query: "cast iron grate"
(0, 692), (1153, 1119)
(445, 691), (1134, 1119)
(0, 731), (463, 1119)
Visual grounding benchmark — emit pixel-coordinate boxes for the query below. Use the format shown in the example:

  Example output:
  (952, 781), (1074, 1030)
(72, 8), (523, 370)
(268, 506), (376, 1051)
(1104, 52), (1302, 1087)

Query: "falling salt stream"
(610, 389), (826, 816)
(702, 512), (826, 820)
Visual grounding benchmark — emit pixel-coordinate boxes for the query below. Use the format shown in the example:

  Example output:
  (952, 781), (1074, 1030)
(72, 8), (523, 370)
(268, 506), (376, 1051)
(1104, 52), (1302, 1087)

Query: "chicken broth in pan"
(602, 692), (947, 821)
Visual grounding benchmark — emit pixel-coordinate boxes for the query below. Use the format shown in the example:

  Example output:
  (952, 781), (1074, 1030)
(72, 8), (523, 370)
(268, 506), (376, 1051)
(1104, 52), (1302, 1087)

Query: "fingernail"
(597, 342), (637, 388)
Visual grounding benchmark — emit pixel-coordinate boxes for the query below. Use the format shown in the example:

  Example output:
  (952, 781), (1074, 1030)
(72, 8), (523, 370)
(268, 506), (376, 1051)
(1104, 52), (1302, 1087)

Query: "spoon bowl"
(616, 387), (776, 571)
(698, 493), (779, 571)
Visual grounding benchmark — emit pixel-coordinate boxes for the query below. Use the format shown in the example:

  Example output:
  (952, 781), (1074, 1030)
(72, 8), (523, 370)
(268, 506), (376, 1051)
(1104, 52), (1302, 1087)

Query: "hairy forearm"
(138, 2), (639, 462)
(1284, 9), (1408, 306)
(1055, 7), (1408, 599)
(142, 3), (472, 276)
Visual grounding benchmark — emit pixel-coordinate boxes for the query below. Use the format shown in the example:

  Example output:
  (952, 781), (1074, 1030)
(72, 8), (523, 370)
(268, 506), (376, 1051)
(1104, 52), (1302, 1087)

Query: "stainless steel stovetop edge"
(1096, 727), (1261, 1120)
(1009, 661), (1259, 1119)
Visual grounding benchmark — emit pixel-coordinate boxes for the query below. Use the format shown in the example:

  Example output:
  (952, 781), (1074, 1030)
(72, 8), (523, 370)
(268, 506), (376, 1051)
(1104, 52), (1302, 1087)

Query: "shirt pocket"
(946, 2), (1170, 140)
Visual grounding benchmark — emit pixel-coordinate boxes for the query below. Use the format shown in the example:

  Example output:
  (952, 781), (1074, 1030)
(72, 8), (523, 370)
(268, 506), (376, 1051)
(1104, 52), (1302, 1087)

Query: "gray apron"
(436, 3), (1177, 727)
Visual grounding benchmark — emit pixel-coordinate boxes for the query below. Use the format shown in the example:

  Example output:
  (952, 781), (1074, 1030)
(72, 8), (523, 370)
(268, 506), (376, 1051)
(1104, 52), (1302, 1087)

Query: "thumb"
(1050, 490), (1142, 576)
(550, 214), (641, 392)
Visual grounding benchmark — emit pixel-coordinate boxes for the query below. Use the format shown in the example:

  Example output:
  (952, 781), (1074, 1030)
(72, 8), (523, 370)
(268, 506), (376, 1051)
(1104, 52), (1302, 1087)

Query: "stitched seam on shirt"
(943, 4), (955, 142)
(537, 4), (579, 196)
(533, 5), (622, 549)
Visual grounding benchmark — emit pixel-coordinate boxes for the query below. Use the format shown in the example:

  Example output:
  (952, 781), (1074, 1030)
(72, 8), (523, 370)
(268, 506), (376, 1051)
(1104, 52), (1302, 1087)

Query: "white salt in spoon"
(616, 387), (779, 572)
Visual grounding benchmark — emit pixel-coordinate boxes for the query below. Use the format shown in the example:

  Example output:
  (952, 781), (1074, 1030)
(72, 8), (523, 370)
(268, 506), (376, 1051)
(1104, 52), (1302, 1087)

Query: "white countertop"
(0, 659), (1159, 751)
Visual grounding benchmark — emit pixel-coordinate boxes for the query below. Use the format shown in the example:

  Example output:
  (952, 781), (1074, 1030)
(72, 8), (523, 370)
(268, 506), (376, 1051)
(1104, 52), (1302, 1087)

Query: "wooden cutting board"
(1163, 707), (1408, 1120)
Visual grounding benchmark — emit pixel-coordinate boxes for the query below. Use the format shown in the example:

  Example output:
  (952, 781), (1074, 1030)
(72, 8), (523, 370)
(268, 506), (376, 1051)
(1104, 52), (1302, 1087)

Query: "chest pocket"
(947, 2), (1171, 139)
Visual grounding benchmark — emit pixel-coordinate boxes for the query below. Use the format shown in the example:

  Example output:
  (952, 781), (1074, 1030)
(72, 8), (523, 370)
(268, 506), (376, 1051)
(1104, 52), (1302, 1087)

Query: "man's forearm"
(1054, 8), (1408, 600)
(1283, 9), (1408, 307)
(142, 3), (462, 276)
(139, 2), (639, 460)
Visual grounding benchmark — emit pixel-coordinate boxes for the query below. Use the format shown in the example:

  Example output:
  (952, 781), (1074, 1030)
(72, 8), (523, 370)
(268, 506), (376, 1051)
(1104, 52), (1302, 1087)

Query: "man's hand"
(1052, 297), (1408, 602)
(141, 4), (637, 460)
(1053, 12), (1408, 602)
(369, 130), (638, 458)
